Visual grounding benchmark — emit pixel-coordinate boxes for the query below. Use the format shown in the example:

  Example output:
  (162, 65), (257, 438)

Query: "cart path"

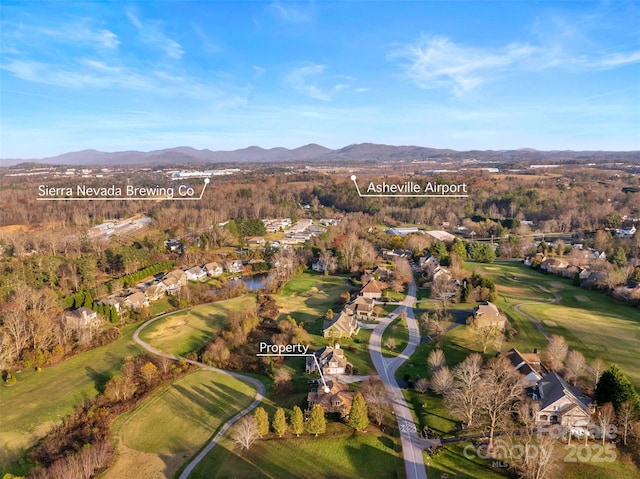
(132, 311), (265, 479)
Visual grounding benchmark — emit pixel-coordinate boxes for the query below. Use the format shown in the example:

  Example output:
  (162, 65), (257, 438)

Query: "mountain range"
(3, 143), (639, 167)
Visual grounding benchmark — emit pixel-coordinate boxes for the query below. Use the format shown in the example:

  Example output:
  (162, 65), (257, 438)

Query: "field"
(140, 295), (257, 356)
(467, 262), (640, 390)
(0, 324), (143, 471)
(106, 369), (256, 479)
(187, 426), (403, 479)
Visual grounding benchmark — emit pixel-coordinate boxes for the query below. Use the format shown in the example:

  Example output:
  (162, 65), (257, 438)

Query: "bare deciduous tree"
(431, 366), (454, 395)
(431, 277), (459, 312)
(564, 350), (586, 385)
(617, 400), (638, 446)
(479, 356), (527, 451)
(414, 378), (429, 394)
(543, 334), (568, 371)
(427, 348), (446, 375)
(596, 403), (616, 446)
(444, 353), (483, 428)
(590, 357), (606, 387)
(362, 377), (388, 426)
(232, 415), (260, 450)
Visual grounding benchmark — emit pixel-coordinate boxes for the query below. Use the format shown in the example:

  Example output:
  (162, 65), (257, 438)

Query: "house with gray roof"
(534, 372), (592, 427)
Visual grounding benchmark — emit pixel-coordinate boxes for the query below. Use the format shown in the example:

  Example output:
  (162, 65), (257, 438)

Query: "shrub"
(4, 372), (17, 386)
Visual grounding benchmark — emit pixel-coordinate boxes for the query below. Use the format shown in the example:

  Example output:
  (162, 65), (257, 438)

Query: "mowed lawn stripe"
(115, 369), (256, 454)
(189, 433), (401, 479)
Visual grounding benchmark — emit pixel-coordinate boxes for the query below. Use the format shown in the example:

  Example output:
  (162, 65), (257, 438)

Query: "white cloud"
(267, 1), (312, 23)
(2, 20), (120, 50)
(126, 10), (184, 59)
(285, 63), (352, 101)
(390, 35), (536, 96)
(391, 33), (640, 96)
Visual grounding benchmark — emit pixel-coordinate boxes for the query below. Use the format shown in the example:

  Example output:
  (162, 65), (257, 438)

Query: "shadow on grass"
(85, 365), (110, 393)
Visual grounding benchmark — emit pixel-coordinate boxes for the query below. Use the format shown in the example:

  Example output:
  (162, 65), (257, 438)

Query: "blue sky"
(1, 1), (639, 158)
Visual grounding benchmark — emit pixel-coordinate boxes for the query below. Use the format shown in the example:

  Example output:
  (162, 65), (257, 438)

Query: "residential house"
(306, 380), (355, 417)
(63, 307), (102, 344)
(345, 296), (375, 320)
(306, 345), (352, 376)
(312, 258), (327, 273)
(504, 348), (542, 386)
(161, 269), (187, 295)
(145, 282), (166, 301)
(122, 291), (150, 311)
(471, 301), (507, 331)
(323, 311), (360, 339)
(432, 266), (452, 282)
(584, 271), (608, 289)
(185, 265), (207, 281)
(540, 258), (569, 274)
(97, 296), (121, 312)
(534, 372), (592, 427)
(360, 279), (384, 299)
(64, 307), (99, 328)
(619, 225), (637, 237)
(246, 236), (266, 246)
(204, 262), (223, 277)
(224, 259), (244, 274)
(362, 265), (392, 283)
(419, 254), (440, 270)
(164, 238), (181, 252)
(523, 252), (545, 267)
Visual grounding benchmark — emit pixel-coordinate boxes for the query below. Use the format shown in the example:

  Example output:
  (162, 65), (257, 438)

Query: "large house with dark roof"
(534, 372), (592, 427)
(504, 348), (542, 386)
(306, 380), (355, 418)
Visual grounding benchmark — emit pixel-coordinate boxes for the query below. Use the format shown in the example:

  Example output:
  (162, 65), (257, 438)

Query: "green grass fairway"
(0, 324), (143, 469)
(140, 296), (257, 357)
(114, 370), (256, 454)
(467, 262), (640, 391)
(188, 429), (402, 479)
(277, 272), (351, 327)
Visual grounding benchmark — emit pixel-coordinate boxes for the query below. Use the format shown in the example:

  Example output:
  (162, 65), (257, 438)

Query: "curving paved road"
(133, 312), (265, 479)
(369, 278), (439, 479)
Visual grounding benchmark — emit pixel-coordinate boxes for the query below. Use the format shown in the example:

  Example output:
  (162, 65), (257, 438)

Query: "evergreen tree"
(254, 407), (270, 437)
(272, 407), (287, 437)
(348, 392), (369, 431)
(306, 405), (326, 436)
(73, 292), (83, 309)
(450, 238), (468, 260)
(596, 364), (640, 414)
(610, 247), (627, 268)
(82, 290), (93, 309)
(290, 406), (304, 437)
(109, 304), (119, 323)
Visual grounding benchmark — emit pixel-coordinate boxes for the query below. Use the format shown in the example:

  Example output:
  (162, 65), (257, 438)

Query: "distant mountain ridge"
(3, 143), (638, 167)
